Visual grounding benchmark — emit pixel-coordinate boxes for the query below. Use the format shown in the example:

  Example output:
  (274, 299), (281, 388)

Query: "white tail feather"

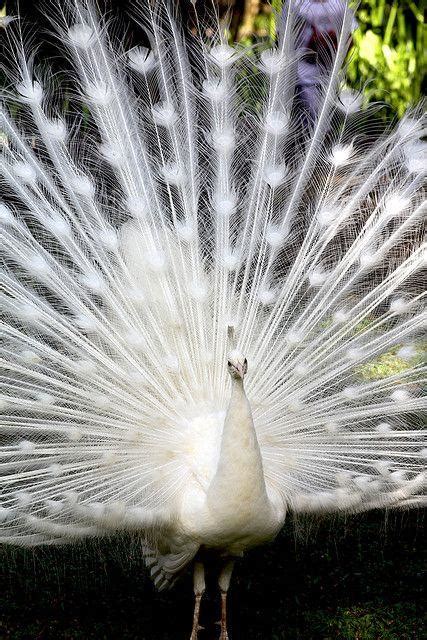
(0, 0), (426, 553)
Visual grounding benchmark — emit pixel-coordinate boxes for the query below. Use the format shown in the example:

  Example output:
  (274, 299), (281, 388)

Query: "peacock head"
(227, 350), (248, 380)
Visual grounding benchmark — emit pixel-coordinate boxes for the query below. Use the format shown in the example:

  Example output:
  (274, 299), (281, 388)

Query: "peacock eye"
(227, 360), (231, 366)
(244, 358), (247, 365)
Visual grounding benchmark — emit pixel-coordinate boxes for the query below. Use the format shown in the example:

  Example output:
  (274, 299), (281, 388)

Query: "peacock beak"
(236, 364), (245, 379)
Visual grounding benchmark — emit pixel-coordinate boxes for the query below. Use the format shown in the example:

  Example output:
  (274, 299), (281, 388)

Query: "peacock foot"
(189, 624), (204, 640)
(216, 620), (229, 639)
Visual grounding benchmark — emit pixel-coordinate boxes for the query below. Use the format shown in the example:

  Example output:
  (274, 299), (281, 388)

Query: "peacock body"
(1, 1), (426, 637)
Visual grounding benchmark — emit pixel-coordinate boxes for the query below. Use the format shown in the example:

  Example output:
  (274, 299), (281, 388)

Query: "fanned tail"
(0, 0), (426, 549)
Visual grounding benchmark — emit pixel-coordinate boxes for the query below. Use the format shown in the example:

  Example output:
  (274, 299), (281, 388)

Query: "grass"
(1, 511), (425, 639)
(305, 603), (420, 640)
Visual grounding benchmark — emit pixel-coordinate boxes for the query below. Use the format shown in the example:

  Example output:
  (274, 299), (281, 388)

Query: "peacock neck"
(206, 377), (269, 517)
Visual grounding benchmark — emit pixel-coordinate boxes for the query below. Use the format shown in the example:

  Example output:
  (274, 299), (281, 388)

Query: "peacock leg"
(217, 558), (235, 640)
(190, 561), (205, 640)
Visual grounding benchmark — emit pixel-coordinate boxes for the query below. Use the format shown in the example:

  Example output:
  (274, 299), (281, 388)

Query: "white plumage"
(0, 1), (426, 637)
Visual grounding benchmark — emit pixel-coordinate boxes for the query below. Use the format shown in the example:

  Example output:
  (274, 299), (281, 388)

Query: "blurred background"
(216, 0), (426, 116)
(0, 1), (426, 638)
(1, 0), (426, 115)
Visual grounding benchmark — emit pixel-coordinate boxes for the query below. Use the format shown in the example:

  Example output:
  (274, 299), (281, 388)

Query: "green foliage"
(241, 1), (426, 117)
(306, 602), (420, 639)
(347, 1), (426, 116)
(357, 344), (425, 380)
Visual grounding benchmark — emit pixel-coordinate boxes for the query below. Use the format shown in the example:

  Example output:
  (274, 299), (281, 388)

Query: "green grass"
(305, 603), (420, 640)
(1, 512), (425, 639)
